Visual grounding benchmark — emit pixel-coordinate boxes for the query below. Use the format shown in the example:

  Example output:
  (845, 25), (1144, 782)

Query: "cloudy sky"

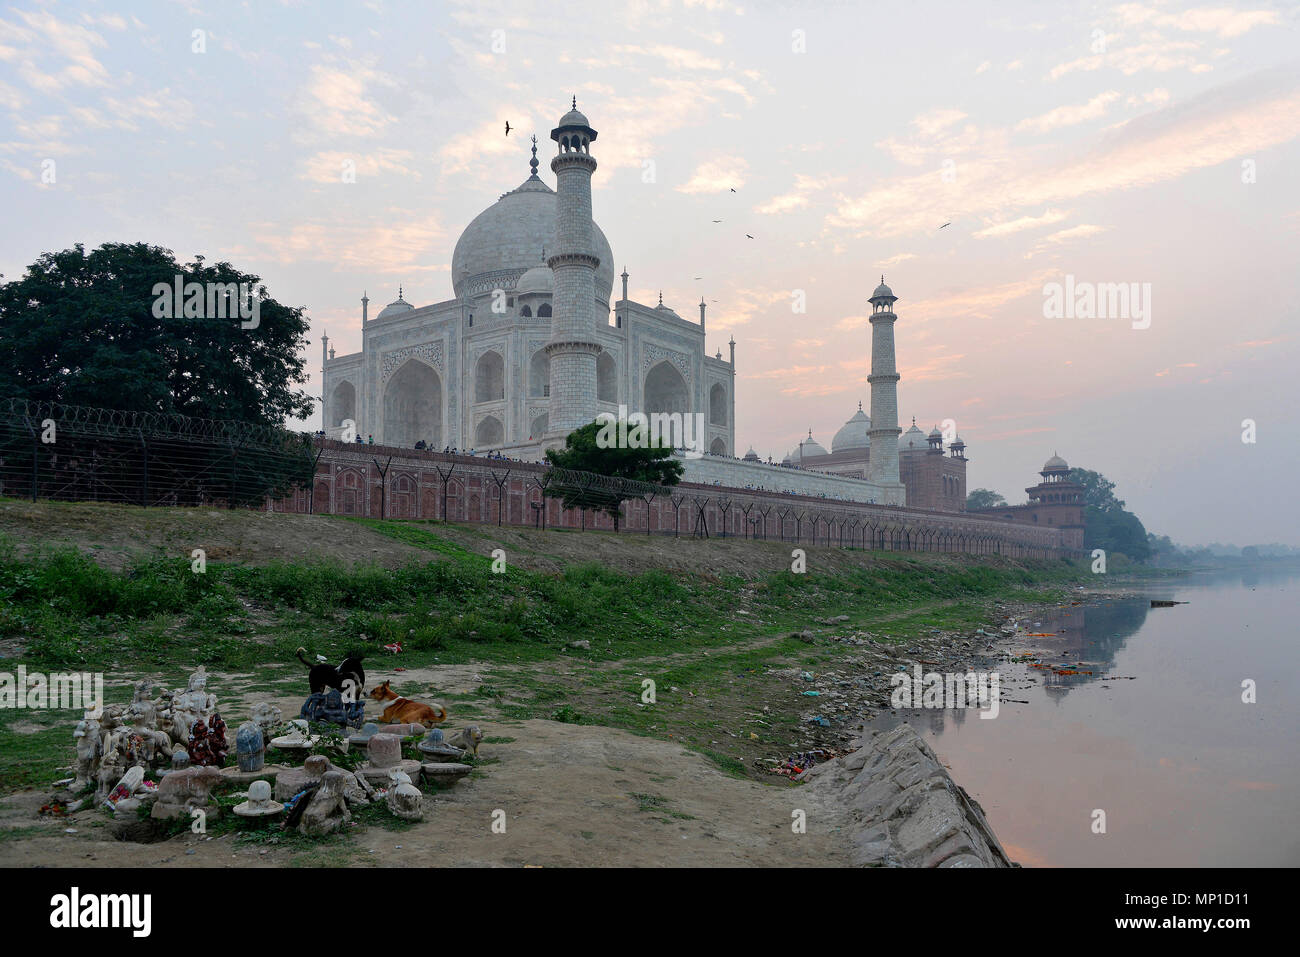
(2, 0), (1298, 546)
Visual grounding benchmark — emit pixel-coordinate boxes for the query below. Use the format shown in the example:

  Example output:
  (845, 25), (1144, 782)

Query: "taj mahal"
(320, 100), (974, 511)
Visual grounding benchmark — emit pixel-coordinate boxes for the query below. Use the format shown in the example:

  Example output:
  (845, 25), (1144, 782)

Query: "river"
(886, 565), (1300, 867)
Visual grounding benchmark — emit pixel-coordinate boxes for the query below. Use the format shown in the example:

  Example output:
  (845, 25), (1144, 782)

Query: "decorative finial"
(912, 416), (917, 426)
(858, 400), (863, 411)
(529, 134), (539, 176)
(572, 94), (577, 110)
(881, 274), (885, 285)
(398, 284), (403, 300)
(658, 290), (663, 306)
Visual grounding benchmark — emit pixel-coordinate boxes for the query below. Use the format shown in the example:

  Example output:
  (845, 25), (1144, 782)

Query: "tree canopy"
(1069, 467), (1149, 561)
(543, 419), (685, 529)
(0, 242), (313, 427)
(966, 488), (1006, 509)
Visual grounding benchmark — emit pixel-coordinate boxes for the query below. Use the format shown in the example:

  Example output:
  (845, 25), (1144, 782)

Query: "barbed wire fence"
(0, 398), (318, 509)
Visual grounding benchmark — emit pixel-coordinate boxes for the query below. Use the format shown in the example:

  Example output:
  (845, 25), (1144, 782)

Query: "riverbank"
(0, 500), (1157, 865)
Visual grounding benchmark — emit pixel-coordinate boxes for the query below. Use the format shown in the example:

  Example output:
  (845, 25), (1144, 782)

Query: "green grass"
(0, 518), (1100, 793)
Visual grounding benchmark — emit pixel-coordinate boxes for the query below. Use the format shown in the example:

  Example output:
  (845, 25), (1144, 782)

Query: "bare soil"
(0, 718), (851, 868)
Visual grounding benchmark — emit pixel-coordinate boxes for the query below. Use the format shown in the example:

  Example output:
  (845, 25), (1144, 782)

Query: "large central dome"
(450, 175), (615, 305)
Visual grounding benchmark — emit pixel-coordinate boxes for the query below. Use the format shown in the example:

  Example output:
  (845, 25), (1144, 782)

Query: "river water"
(891, 566), (1300, 867)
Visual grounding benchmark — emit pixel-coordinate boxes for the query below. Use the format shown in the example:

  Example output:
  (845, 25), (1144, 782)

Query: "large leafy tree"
(0, 242), (314, 426)
(966, 488), (1006, 509)
(543, 419), (685, 530)
(1069, 467), (1150, 562)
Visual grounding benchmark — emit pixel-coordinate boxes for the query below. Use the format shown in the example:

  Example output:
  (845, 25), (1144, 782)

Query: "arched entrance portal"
(383, 361), (442, 448)
(330, 380), (356, 428)
(644, 361), (689, 416)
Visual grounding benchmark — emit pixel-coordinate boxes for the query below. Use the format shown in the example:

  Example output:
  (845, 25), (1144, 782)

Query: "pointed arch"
(475, 415), (504, 448)
(709, 383), (727, 426)
(330, 380), (356, 428)
(475, 350), (505, 402)
(644, 360), (689, 416)
(382, 360), (442, 449)
(597, 351), (617, 403)
(529, 350), (550, 397)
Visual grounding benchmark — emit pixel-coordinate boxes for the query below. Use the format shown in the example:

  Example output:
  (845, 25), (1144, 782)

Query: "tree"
(966, 488), (1006, 510)
(0, 242), (314, 427)
(1069, 467), (1125, 512)
(543, 419), (684, 530)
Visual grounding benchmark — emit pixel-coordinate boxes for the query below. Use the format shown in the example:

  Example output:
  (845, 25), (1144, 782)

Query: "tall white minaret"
(867, 276), (903, 497)
(544, 97), (604, 441)
(320, 331), (329, 427)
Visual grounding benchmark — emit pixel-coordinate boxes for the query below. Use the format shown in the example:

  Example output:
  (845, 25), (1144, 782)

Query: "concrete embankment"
(804, 723), (1013, 867)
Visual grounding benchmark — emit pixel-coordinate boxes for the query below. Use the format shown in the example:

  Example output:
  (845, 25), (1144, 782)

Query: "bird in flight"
(746, 234), (754, 239)
(694, 276), (703, 280)
(939, 222), (951, 229)
(712, 219), (722, 223)
(730, 187), (737, 192)
(505, 121), (512, 136)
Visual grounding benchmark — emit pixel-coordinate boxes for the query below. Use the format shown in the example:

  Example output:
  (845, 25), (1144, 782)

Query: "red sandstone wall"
(272, 439), (1071, 559)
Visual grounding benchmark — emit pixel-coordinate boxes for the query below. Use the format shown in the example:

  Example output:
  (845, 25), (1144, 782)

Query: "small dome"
(799, 432), (828, 458)
(831, 403), (871, 453)
(376, 290), (414, 320)
(743, 447), (760, 462)
(901, 422), (927, 449)
(951, 434), (966, 447)
(1043, 453), (1069, 471)
(928, 425), (942, 439)
(516, 262), (553, 297)
(871, 278), (895, 300)
(558, 107), (590, 128)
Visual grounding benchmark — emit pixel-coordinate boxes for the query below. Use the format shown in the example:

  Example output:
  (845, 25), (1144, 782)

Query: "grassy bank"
(0, 509), (1097, 794)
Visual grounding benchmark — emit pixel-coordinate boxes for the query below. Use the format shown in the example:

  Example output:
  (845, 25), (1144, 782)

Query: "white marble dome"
(800, 432), (828, 458)
(1043, 453), (1069, 471)
(901, 422), (927, 450)
(376, 294), (413, 320)
(451, 176), (615, 305)
(515, 261), (554, 297)
(832, 404), (871, 453)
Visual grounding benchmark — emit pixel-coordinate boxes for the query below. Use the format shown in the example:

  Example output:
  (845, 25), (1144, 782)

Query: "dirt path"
(0, 719), (852, 868)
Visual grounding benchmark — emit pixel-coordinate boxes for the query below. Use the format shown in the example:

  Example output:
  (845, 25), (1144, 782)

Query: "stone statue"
(235, 722), (265, 772)
(151, 766), (224, 820)
(250, 702), (283, 741)
(384, 770), (423, 821)
(72, 715), (103, 791)
(187, 715), (228, 768)
(297, 770), (351, 836)
(169, 667), (218, 743)
(446, 725), (484, 757)
(233, 780), (283, 819)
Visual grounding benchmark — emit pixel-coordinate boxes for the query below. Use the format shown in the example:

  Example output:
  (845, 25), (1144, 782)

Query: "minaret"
(361, 291), (369, 327)
(321, 331), (329, 424)
(699, 297), (707, 331)
(867, 276), (903, 495)
(544, 97), (603, 440)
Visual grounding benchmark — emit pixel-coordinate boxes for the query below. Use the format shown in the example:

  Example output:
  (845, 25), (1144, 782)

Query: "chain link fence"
(0, 398), (318, 508)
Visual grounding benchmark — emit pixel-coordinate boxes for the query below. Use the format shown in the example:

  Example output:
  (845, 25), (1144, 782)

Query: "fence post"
(139, 429), (149, 507)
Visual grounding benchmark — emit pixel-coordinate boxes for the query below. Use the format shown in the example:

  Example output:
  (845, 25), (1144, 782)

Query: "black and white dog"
(295, 647), (366, 697)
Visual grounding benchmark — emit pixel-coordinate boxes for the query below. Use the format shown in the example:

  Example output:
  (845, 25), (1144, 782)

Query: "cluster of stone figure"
(66, 665), (485, 835)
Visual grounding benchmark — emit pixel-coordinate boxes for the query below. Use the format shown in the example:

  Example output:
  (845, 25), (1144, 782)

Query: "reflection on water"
(884, 566), (1300, 867)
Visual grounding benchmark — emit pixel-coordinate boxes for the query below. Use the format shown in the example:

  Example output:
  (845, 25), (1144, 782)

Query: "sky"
(2, 0), (1298, 546)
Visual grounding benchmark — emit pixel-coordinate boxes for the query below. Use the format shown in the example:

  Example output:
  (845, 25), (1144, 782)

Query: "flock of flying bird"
(503, 120), (951, 296)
